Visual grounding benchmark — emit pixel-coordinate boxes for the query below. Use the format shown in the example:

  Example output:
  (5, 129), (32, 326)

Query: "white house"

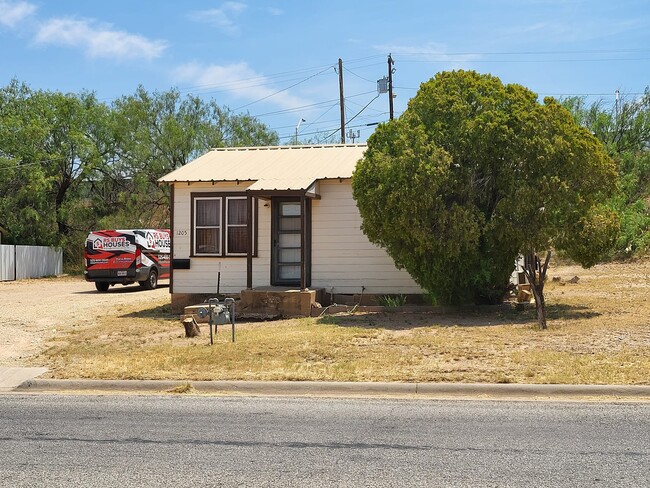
(158, 144), (423, 314)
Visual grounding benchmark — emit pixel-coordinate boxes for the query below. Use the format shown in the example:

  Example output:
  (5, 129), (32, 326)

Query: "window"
(226, 197), (248, 255)
(192, 194), (255, 256)
(194, 197), (220, 255)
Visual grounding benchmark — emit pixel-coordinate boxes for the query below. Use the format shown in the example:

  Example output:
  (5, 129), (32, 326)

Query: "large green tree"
(106, 86), (279, 228)
(352, 70), (618, 328)
(562, 90), (650, 257)
(0, 82), (279, 268)
(0, 80), (112, 251)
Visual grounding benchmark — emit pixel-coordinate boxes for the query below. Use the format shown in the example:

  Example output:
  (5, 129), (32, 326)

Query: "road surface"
(1, 394), (648, 487)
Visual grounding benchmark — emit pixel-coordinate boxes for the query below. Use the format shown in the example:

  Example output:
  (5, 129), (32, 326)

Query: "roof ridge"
(209, 144), (367, 152)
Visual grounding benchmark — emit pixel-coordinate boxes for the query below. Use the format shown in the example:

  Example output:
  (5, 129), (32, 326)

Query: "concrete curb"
(15, 379), (650, 400)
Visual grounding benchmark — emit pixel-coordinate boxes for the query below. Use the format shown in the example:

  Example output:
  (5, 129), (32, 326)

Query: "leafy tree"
(562, 91), (650, 257)
(0, 80), (112, 256)
(108, 86), (279, 228)
(0, 82), (279, 269)
(352, 70), (618, 329)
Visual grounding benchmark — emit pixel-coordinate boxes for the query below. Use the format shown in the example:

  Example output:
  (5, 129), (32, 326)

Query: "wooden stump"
(182, 316), (201, 337)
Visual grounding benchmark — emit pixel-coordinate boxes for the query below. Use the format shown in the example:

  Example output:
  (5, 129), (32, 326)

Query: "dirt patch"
(0, 276), (169, 366)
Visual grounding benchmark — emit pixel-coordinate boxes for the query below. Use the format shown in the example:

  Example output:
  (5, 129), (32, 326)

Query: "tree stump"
(182, 316), (201, 337)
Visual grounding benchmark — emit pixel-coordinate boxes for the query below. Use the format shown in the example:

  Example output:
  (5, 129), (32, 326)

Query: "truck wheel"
(140, 269), (158, 290)
(95, 282), (110, 292)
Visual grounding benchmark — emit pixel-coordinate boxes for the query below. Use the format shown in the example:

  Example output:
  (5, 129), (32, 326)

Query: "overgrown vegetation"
(0, 80), (278, 270)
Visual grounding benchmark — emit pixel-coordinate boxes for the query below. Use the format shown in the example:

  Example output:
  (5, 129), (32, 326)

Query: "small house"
(158, 144), (423, 315)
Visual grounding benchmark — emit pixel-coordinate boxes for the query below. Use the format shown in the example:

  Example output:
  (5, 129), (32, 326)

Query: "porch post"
(246, 193), (253, 289)
(300, 194), (306, 290)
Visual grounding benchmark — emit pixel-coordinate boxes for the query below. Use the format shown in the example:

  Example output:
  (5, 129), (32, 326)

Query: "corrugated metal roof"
(247, 177), (318, 192)
(158, 144), (367, 190)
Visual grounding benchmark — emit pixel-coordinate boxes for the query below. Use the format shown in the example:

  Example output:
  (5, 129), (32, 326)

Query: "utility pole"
(338, 58), (345, 143)
(615, 89), (620, 120)
(388, 53), (395, 120)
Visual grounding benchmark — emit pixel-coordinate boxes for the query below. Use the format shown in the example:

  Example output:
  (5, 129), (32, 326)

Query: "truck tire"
(140, 269), (158, 290)
(95, 282), (110, 292)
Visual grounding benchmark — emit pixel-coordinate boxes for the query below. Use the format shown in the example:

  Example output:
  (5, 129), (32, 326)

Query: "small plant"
(378, 294), (407, 307)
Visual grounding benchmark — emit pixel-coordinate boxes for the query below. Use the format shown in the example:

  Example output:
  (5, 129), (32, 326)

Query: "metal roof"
(158, 144), (367, 191)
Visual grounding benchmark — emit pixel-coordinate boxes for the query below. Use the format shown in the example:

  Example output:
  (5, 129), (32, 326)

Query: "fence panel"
(0, 245), (62, 281)
(0, 245), (15, 281)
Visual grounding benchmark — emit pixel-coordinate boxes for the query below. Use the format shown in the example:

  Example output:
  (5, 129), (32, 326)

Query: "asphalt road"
(1, 394), (648, 487)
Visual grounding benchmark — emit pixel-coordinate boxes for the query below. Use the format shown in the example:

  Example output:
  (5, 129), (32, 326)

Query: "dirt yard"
(2, 262), (649, 384)
(0, 276), (169, 366)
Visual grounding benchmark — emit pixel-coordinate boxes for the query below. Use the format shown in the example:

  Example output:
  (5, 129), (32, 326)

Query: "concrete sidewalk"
(12, 377), (650, 400)
(0, 367), (48, 391)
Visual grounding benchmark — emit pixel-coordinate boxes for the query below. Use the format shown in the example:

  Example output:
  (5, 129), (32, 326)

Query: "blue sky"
(1, 0), (648, 144)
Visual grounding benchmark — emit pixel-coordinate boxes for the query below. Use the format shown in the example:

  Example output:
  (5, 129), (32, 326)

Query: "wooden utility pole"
(338, 58), (345, 143)
(388, 54), (394, 120)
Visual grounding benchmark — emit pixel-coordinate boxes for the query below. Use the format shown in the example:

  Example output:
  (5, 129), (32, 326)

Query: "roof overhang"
(246, 180), (321, 200)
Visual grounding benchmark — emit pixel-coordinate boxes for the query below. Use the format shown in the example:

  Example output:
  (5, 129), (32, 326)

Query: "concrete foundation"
(239, 287), (324, 317)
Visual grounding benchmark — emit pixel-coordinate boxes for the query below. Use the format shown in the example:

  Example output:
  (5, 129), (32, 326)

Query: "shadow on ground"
(317, 303), (600, 330)
(120, 303), (174, 319)
(75, 284), (169, 295)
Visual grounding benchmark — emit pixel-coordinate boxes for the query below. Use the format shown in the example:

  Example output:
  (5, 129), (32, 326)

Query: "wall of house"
(311, 180), (423, 295)
(170, 182), (271, 295)
(169, 179), (423, 302)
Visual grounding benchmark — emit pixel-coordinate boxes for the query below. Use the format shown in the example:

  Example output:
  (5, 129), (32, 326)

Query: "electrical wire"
(343, 66), (378, 84)
(232, 65), (333, 112)
(321, 94), (381, 141)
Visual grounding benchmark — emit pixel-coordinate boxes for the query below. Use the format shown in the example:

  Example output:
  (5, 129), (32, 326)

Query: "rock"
(567, 276), (580, 284)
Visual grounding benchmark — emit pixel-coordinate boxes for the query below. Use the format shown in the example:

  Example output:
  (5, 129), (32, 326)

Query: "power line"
(343, 66), (377, 84)
(322, 93), (381, 141)
(232, 65), (334, 112)
(397, 57), (650, 64)
(393, 48), (650, 56)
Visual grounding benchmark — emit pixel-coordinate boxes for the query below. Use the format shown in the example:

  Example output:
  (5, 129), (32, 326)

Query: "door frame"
(270, 197), (311, 288)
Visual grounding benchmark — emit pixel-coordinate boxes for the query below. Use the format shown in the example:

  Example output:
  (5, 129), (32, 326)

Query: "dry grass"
(36, 261), (650, 384)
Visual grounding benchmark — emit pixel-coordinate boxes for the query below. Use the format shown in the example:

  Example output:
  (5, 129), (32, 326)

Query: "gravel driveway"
(0, 276), (169, 366)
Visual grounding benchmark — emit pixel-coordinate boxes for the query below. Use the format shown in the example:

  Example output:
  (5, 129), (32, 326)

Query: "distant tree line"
(0, 80), (278, 268)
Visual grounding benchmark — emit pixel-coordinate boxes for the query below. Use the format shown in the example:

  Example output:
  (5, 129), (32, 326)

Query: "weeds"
(378, 294), (408, 307)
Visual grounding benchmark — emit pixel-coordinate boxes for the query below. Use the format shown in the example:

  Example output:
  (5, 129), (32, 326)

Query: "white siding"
(171, 182), (270, 293)
(171, 180), (423, 295)
(311, 180), (423, 294)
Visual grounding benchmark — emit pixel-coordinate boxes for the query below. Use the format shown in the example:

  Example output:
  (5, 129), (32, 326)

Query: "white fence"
(0, 245), (63, 281)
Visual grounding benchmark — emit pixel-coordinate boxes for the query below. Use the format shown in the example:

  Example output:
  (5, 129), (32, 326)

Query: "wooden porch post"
(246, 194), (253, 289)
(300, 194), (306, 290)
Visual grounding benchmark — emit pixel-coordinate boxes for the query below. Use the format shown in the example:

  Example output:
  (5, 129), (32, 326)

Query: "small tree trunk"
(182, 316), (201, 337)
(523, 251), (551, 330)
(529, 279), (547, 330)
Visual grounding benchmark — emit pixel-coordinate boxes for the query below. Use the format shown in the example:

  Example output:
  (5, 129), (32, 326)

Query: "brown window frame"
(191, 192), (257, 258)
